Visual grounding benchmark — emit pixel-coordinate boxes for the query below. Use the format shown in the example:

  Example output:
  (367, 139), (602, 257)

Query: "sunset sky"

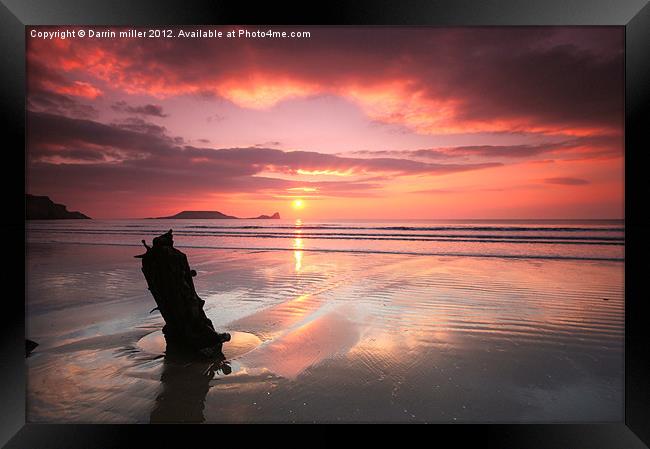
(26, 26), (624, 220)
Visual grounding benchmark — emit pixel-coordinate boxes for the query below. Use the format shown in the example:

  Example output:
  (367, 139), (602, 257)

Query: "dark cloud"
(111, 101), (168, 117)
(544, 177), (590, 185)
(27, 112), (176, 156)
(27, 88), (99, 119)
(255, 141), (282, 148)
(28, 111), (500, 174)
(410, 185), (542, 195)
(113, 117), (169, 137)
(350, 135), (622, 161)
(439, 40), (623, 132)
(27, 111), (501, 199)
(206, 113), (226, 123)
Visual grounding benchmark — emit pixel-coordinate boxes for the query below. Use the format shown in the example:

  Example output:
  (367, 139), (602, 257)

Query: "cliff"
(26, 194), (91, 220)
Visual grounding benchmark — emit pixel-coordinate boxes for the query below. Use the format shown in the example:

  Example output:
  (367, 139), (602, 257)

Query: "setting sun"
(292, 199), (305, 209)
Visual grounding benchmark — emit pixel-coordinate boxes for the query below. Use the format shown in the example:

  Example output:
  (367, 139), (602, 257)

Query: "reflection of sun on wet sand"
(294, 237), (303, 272)
(236, 309), (363, 379)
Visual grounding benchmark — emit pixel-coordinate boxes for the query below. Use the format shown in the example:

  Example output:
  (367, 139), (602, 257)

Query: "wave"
(183, 225), (625, 232)
(29, 224), (625, 233)
(26, 229), (624, 245)
(28, 239), (625, 262)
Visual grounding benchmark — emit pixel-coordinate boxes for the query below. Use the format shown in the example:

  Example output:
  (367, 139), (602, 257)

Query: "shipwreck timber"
(136, 229), (230, 357)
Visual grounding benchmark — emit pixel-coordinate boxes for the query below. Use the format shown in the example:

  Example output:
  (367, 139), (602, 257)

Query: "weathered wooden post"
(136, 229), (230, 357)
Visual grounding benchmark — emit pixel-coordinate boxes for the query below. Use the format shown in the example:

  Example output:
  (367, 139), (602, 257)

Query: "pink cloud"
(27, 27), (623, 137)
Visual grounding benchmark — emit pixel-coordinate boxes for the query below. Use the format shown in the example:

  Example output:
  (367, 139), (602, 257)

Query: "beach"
(26, 219), (624, 423)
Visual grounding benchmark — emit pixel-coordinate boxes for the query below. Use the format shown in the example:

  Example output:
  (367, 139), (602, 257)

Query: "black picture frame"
(2, 0), (649, 447)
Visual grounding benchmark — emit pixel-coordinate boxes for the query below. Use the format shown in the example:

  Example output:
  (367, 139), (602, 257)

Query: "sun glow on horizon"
(292, 199), (305, 209)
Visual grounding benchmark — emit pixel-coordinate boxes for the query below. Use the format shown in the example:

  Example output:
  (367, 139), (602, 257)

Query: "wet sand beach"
(26, 238), (623, 423)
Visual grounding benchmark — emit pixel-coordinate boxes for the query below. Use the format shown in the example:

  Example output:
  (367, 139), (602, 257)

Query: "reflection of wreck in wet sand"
(140, 331), (262, 423)
(136, 229), (236, 422)
(150, 351), (231, 423)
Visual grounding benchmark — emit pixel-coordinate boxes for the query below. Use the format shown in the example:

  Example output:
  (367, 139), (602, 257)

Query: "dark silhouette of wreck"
(136, 229), (230, 358)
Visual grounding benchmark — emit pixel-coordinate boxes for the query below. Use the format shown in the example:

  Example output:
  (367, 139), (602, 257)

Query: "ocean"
(26, 218), (624, 260)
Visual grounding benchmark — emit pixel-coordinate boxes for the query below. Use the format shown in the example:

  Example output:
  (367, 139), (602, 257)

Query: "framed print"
(1, 0), (649, 447)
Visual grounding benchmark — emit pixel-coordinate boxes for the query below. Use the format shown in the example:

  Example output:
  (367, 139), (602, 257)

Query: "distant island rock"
(154, 210), (280, 219)
(26, 194), (91, 220)
(155, 210), (237, 219)
(251, 212), (281, 220)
